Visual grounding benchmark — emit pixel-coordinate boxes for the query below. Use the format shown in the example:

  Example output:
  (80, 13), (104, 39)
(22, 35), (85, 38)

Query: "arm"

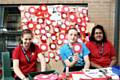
(83, 55), (90, 69)
(64, 54), (79, 67)
(108, 41), (117, 67)
(109, 42), (117, 67)
(109, 56), (117, 67)
(90, 57), (116, 68)
(90, 61), (103, 68)
(64, 59), (77, 68)
(13, 59), (28, 80)
(38, 53), (46, 71)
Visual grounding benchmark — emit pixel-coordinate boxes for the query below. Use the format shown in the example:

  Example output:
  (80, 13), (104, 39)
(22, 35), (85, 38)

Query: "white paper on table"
(84, 69), (106, 78)
(86, 72), (106, 78)
(72, 74), (92, 80)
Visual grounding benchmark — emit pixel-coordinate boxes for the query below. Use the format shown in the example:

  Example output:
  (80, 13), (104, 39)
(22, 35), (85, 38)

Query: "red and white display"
(19, 5), (90, 63)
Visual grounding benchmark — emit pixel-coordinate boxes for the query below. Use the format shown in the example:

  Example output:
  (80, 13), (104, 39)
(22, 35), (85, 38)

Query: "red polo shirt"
(12, 44), (41, 75)
(86, 41), (116, 67)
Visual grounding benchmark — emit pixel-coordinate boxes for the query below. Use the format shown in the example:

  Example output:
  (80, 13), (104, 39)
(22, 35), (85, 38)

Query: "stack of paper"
(72, 74), (92, 80)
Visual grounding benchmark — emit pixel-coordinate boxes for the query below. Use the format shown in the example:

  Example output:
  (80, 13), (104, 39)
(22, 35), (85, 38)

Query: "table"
(58, 67), (120, 80)
(29, 67), (120, 80)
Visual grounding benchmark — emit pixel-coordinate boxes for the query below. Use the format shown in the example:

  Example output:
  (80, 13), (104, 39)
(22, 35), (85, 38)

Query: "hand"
(23, 77), (29, 80)
(37, 58), (40, 62)
(73, 54), (79, 62)
(82, 69), (90, 72)
(26, 78), (29, 80)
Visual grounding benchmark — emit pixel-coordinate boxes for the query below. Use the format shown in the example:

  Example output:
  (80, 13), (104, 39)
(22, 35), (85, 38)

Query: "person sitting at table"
(59, 28), (90, 72)
(12, 29), (46, 80)
(86, 24), (117, 68)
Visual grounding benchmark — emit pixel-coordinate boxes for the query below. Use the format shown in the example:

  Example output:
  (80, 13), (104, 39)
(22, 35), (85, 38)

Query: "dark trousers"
(15, 77), (21, 80)
(90, 66), (96, 69)
(63, 66), (84, 72)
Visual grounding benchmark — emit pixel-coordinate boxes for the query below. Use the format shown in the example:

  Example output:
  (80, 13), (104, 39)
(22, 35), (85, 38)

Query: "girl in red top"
(86, 25), (117, 68)
(12, 29), (46, 80)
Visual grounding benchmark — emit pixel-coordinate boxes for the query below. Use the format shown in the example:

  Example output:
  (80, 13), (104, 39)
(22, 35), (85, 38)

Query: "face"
(21, 33), (33, 49)
(67, 29), (78, 43)
(94, 29), (103, 42)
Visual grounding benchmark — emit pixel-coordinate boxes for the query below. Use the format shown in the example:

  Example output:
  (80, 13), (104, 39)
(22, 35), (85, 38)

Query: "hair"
(21, 29), (33, 37)
(20, 29), (35, 52)
(67, 28), (81, 37)
(89, 24), (107, 42)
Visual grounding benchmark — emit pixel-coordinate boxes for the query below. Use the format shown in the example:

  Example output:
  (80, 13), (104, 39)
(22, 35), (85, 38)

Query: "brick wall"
(0, 0), (116, 43)
(88, 0), (115, 43)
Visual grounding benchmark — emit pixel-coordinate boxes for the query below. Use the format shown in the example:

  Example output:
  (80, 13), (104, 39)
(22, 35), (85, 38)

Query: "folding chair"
(1, 52), (14, 80)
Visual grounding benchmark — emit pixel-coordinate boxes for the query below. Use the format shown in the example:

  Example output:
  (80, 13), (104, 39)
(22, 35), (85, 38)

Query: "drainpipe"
(114, 0), (120, 64)
(0, 6), (5, 64)
(0, 6), (4, 28)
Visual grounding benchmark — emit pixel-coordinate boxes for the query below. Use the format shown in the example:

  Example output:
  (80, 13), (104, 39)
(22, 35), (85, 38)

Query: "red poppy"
(69, 12), (77, 22)
(37, 18), (44, 24)
(57, 40), (63, 45)
(73, 43), (82, 53)
(21, 25), (28, 30)
(61, 12), (67, 19)
(39, 43), (48, 52)
(45, 56), (50, 63)
(62, 6), (70, 12)
(59, 33), (65, 40)
(40, 35), (47, 43)
(51, 34), (57, 41)
(48, 51), (55, 58)
(34, 29), (40, 35)
(24, 11), (31, 19)
(18, 5), (25, 11)
(55, 55), (61, 61)
(38, 5), (48, 12)
(28, 6), (36, 14)
(49, 43), (57, 50)
(27, 21), (35, 30)
(40, 28), (46, 34)
(35, 24), (41, 29)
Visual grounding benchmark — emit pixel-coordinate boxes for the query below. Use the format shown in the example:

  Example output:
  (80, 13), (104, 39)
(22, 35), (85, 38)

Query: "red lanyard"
(97, 43), (104, 55)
